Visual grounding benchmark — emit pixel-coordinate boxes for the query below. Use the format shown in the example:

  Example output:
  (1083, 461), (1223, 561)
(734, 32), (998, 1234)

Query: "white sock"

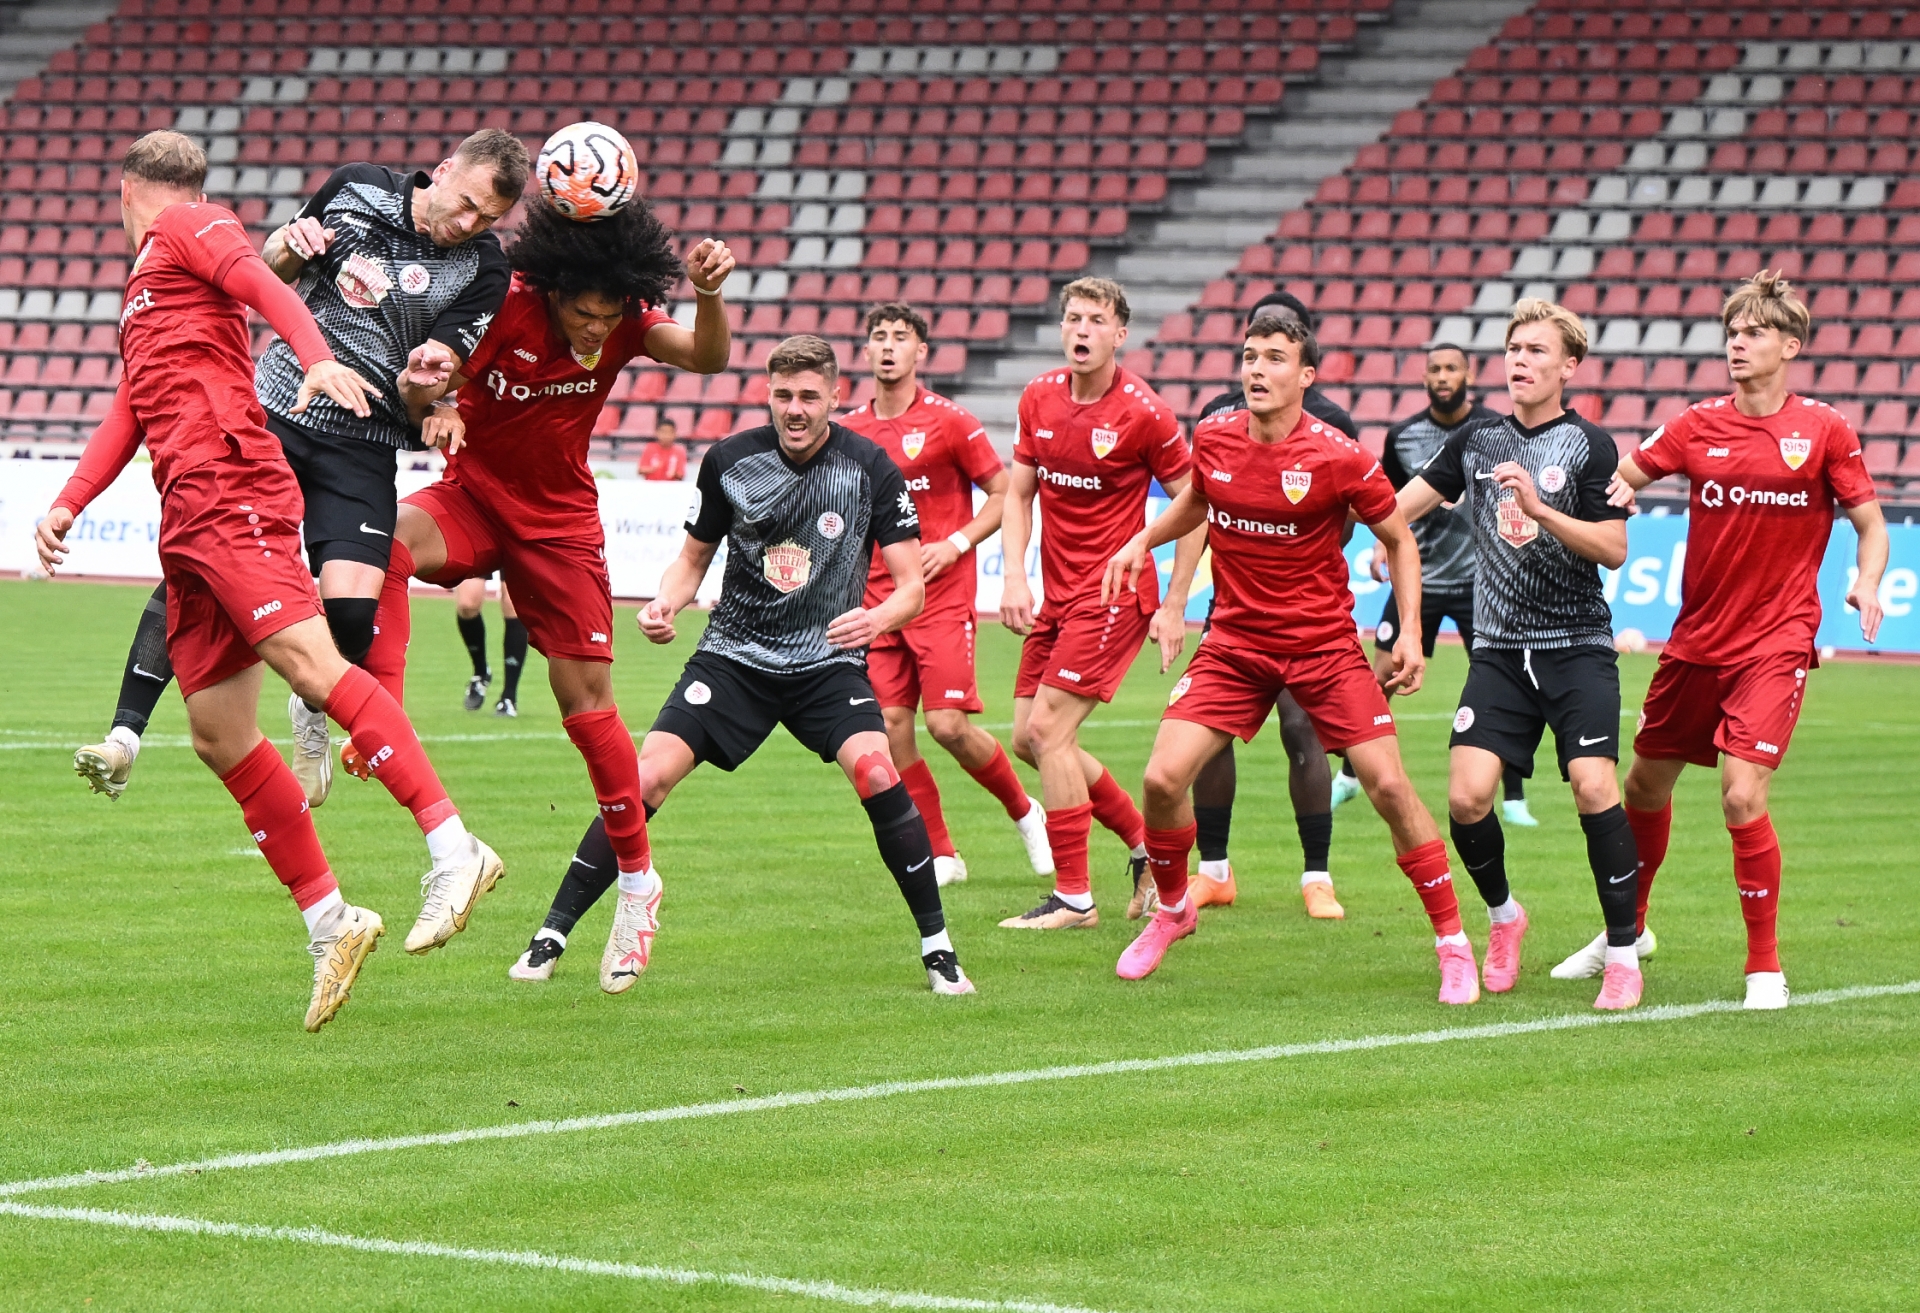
(920, 929), (953, 955)
(1487, 897), (1522, 924)
(1199, 859), (1230, 879)
(617, 866), (661, 898)
(108, 725), (142, 756)
(1436, 931), (1470, 948)
(1128, 843), (1147, 860)
(302, 889), (345, 936)
(1604, 944), (1639, 970)
(535, 927), (566, 948)
(1301, 870), (1332, 889)
(1160, 894), (1188, 915)
(1054, 888), (1093, 911)
(424, 815), (469, 866)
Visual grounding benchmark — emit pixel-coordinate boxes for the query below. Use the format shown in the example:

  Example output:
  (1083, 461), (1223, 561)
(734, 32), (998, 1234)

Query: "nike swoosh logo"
(849, 697), (874, 705)
(1474, 471), (1496, 479)
(907, 857), (931, 872)
(359, 522), (390, 537)
(131, 663), (163, 681)
(569, 856), (595, 869)
(1578, 735), (1609, 746)
(1609, 873), (1634, 884)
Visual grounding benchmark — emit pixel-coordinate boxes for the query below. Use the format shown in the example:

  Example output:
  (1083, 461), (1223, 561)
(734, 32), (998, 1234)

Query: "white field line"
(0, 1202), (1111, 1313)
(3, 980), (1912, 1202)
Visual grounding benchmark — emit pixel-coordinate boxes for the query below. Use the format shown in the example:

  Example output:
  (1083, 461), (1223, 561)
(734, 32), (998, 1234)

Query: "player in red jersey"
(1099, 314), (1481, 998)
(35, 132), (501, 1029)
(361, 195), (734, 992)
(997, 278), (1200, 930)
(1587, 272), (1888, 1010)
(842, 302), (1053, 886)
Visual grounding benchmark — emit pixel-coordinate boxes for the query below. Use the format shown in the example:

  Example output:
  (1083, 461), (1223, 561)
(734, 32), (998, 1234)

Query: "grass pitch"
(1, 576), (1917, 1311)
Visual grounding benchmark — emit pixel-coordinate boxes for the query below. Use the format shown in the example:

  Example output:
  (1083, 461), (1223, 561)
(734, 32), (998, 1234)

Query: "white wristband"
(946, 531), (972, 554)
(693, 284), (722, 298)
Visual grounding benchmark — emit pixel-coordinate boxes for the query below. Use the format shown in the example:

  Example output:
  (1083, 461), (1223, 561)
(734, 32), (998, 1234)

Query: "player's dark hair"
(1245, 312), (1320, 369)
(1428, 342), (1470, 360)
(1247, 288), (1315, 332)
(768, 334), (839, 383)
(506, 195), (682, 314)
(864, 301), (930, 344)
(452, 128), (531, 202)
(123, 130), (207, 191)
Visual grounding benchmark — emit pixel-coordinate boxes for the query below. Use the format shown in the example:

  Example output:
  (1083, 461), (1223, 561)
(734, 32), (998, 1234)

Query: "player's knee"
(924, 712), (969, 751)
(1622, 765), (1666, 813)
(1570, 773), (1618, 815)
(851, 748), (901, 800)
(1720, 780), (1766, 824)
(1024, 711), (1073, 761)
(1141, 758), (1189, 810)
(1446, 783), (1490, 823)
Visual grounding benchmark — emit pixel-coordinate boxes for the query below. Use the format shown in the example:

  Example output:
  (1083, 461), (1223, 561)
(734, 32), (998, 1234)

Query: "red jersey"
(637, 441), (687, 481)
(847, 385), (1003, 619)
(1013, 364), (1189, 611)
(1192, 408), (1398, 654)
(452, 275), (674, 538)
(1634, 392), (1876, 665)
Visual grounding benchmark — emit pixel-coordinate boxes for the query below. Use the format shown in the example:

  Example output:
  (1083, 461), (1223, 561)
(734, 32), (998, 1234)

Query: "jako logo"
(1037, 466), (1102, 489)
(251, 599), (283, 621)
(1056, 668), (1083, 682)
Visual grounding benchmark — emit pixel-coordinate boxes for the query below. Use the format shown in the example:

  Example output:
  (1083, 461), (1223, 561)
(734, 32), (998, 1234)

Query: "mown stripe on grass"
(0, 1201), (1111, 1313)
(3, 980), (1914, 1201)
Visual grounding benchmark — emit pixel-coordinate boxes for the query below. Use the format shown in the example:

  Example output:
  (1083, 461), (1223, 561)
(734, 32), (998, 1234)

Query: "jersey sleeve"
(1575, 423), (1631, 522)
(167, 207), (259, 287)
(627, 305), (679, 367)
(1141, 404), (1192, 484)
(1823, 412), (1878, 509)
(215, 252), (334, 370)
(1011, 389), (1038, 466)
(1349, 447), (1401, 525)
(295, 163), (389, 222)
(1419, 423), (1472, 500)
(949, 406), (1004, 485)
(52, 387), (142, 516)
(868, 444), (922, 547)
(684, 448), (732, 542)
(1631, 407), (1690, 482)
(429, 238), (511, 365)
(1380, 420), (1413, 490)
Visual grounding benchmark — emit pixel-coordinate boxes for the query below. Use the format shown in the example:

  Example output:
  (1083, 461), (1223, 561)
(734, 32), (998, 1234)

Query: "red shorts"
(868, 612), (983, 712)
(161, 450), (325, 697)
(1633, 649), (1813, 769)
(1013, 596), (1152, 703)
(1164, 637), (1397, 751)
(404, 479), (614, 664)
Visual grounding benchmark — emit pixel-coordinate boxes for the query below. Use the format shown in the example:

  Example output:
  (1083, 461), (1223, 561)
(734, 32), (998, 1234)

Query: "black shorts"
(268, 413), (399, 572)
(1374, 588), (1475, 657)
(650, 651), (887, 772)
(1449, 644), (1621, 781)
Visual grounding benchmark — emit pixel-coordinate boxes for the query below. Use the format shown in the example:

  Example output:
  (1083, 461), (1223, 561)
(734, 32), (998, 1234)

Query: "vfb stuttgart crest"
(763, 542), (812, 593)
(1282, 469), (1312, 504)
(1496, 497), (1539, 548)
(902, 430), (926, 460)
(1779, 435), (1810, 470)
(1090, 426), (1119, 459)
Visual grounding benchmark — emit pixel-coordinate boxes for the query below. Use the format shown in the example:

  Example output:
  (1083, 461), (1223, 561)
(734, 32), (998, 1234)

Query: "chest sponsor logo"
(335, 251), (393, 308)
(120, 286), (156, 329)
(1281, 469), (1312, 504)
(1495, 498), (1539, 548)
(1538, 464), (1567, 494)
(1090, 427), (1119, 459)
(398, 262), (431, 295)
(1779, 435), (1810, 470)
(485, 369), (600, 402)
(1698, 479), (1810, 510)
(903, 474), (932, 492)
(763, 541), (812, 593)
(902, 430), (926, 460)
(1207, 504), (1298, 537)
(817, 511), (845, 540)
(1037, 465), (1102, 490)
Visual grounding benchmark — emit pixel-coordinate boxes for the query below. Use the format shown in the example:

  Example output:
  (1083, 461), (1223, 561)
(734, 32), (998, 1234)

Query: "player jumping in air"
(1590, 272), (1887, 1010)
(360, 195), (734, 990)
(1397, 301), (1645, 1011)
(997, 278), (1201, 930)
(1101, 313), (1481, 999)
(842, 302), (1053, 886)
(38, 133), (500, 1028)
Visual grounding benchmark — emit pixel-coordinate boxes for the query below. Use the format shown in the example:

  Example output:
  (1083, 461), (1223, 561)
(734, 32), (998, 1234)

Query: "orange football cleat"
(339, 742), (371, 781)
(1190, 864), (1237, 908)
(1301, 878), (1344, 919)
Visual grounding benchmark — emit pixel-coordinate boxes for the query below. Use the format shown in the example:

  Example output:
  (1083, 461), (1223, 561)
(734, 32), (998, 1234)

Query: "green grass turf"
(1, 576), (1917, 1311)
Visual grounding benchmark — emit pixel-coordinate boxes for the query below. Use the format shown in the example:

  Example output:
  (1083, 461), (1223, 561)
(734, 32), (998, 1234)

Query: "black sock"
(1338, 756), (1357, 781)
(540, 816), (618, 938)
(1449, 810), (1509, 908)
(1194, 805), (1232, 863)
(862, 781), (945, 939)
(1502, 764), (1526, 802)
(501, 619), (528, 701)
(1581, 805), (1641, 947)
(112, 582), (174, 736)
(457, 614), (489, 679)
(1296, 811), (1333, 873)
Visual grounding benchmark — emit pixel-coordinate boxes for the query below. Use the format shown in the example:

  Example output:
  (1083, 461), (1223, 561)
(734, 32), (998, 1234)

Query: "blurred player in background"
(452, 575), (524, 715)
(997, 278), (1199, 930)
(843, 302), (1052, 887)
(639, 416), (688, 481)
(1598, 272), (1888, 1010)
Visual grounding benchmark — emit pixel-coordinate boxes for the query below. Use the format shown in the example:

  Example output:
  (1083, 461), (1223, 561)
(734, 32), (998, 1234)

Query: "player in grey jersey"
(1397, 300), (1647, 1011)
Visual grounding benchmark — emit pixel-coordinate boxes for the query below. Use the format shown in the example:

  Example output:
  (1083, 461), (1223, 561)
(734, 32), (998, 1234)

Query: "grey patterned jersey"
(1418, 411), (1627, 650)
(687, 423), (920, 672)
(253, 164), (510, 450)
(1381, 401), (1501, 597)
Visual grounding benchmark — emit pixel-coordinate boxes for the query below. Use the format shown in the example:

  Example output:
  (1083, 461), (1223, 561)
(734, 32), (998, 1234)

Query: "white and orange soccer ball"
(536, 122), (639, 222)
(1615, 627), (1649, 654)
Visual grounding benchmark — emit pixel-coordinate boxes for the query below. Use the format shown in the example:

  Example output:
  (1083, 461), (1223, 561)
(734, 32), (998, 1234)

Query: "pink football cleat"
(1115, 899), (1198, 980)
(1593, 962), (1644, 1011)
(1482, 902), (1528, 993)
(1437, 941), (1481, 1005)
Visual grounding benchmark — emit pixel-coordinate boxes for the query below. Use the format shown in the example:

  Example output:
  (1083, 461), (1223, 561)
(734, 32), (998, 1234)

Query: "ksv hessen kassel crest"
(1496, 496), (1540, 548)
(763, 542), (812, 593)
(1282, 469), (1312, 504)
(1779, 436), (1810, 470)
(1090, 426), (1119, 459)
(902, 430), (926, 460)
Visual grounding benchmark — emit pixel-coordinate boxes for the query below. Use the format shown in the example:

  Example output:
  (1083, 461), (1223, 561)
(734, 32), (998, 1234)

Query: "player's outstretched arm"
(1395, 476), (1447, 524)
(643, 238), (736, 375)
(998, 463), (1040, 635)
(1607, 454), (1654, 511)
(1844, 499), (1890, 643)
(1370, 509), (1427, 695)
(1150, 511), (1209, 674)
(1100, 476), (1205, 609)
(638, 535), (720, 644)
(832, 539), (925, 649)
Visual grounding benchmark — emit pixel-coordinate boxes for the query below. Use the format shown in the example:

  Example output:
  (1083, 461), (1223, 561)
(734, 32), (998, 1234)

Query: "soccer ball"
(1615, 627), (1648, 654)
(536, 122), (639, 222)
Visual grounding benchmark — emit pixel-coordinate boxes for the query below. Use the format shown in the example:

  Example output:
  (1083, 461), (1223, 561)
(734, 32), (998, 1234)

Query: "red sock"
(324, 665), (458, 833)
(563, 707), (651, 872)
(1625, 801), (1671, 935)
(221, 738), (337, 910)
(899, 758), (954, 857)
(1145, 823), (1195, 909)
(963, 742), (1031, 821)
(1045, 802), (1094, 898)
(1396, 839), (1463, 937)
(1088, 767), (1145, 850)
(1729, 815), (1782, 974)
(362, 540), (413, 706)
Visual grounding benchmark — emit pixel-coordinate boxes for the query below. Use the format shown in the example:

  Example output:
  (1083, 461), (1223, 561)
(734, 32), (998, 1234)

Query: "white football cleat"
(602, 875), (663, 994)
(1744, 970), (1789, 1010)
(289, 693), (333, 808)
(1013, 796), (1054, 875)
(934, 853), (968, 886)
(74, 727), (140, 799)
(924, 949), (976, 995)
(305, 904), (383, 1032)
(1549, 927), (1658, 980)
(404, 834), (505, 954)
(508, 933), (565, 982)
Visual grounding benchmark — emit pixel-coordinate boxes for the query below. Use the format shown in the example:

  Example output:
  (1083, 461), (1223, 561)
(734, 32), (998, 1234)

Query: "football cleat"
(1124, 853), (1157, 920)
(1013, 797), (1054, 875)
(1744, 970), (1789, 1010)
(339, 741), (370, 781)
(1594, 962), (1644, 1010)
(494, 696), (518, 718)
(1301, 876), (1344, 920)
(1330, 770), (1363, 809)
(602, 878), (663, 994)
(1550, 926), (1658, 980)
(305, 904), (383, 1032)
(74, 730), (138, 799)
(1482, 902), (1529, 993)
(1116, 899), (1198, 980)
(289, 693), (333, 808)
(934, 853), (968, 887)
(404, 834), (505, 954)
(463, 672), (490, 711)
(1191, 864), (1236, 909)
(998, 892), (1098, 930)
(1501, 798), (1540, 827)
(508, 933), (565, 982)
(1436, 940), (1481, 1005)
(924, 948), (976, 995)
